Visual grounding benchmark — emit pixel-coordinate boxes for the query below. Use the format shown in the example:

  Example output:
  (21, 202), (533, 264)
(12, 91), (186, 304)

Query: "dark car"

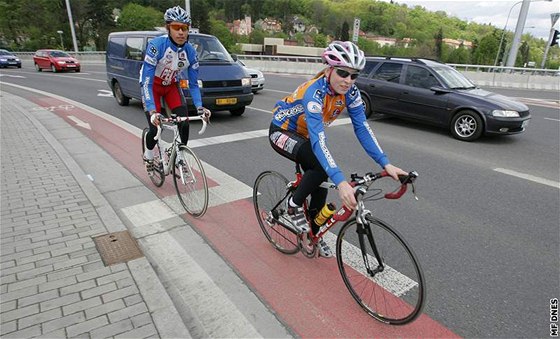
(33, 49), (80, 73)
(0, 49), (22, 68)
(356, 57), (531, 141)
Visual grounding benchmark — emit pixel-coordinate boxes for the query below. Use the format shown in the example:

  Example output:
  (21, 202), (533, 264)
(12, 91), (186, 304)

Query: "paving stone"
(85, 299), (126, 320)
(62, 296), (102, 316)
(1, 324), (41, 338)
(108, 302), (148, 323)
(40, 293), (80, 312)
(42, 312), (85, 334)
(60, 280), (97, 296)
(18, 289), (59, 308)
(90, 318), (133, 338)
(81, 282), (117, 300)
(66, 315), (108, 337)
(18, 308), (62, 330)
(114, 323), (158, 339)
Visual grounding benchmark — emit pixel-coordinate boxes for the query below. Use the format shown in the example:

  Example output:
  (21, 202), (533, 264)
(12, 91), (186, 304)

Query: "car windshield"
(0, 50), (11, 55)
(189, 35), (233, 63)
(49, 51), (71, 58)
(432, 66), (476, 89)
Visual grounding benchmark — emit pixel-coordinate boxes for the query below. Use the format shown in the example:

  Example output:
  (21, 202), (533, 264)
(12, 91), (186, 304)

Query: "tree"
(340, 21), (350, 41)
(117, 4), (162, 31)
(434, 27), (443, 61)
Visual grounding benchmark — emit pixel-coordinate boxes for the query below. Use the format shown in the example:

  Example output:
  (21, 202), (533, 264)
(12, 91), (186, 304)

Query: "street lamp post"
(57, 30), (64, 50)
(493, 1), (522, 66)
(505, 0), (553, 67)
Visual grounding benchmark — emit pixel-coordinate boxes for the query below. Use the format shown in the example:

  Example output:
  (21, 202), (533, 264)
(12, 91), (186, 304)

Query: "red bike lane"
(26, 93), (458, 338)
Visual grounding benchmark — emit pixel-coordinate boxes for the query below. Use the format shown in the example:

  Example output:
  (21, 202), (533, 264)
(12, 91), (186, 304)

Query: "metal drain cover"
(93, 231), (144, 266)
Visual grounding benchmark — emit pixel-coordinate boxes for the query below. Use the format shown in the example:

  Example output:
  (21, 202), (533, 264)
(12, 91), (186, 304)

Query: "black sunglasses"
(335, 68), (359, 80)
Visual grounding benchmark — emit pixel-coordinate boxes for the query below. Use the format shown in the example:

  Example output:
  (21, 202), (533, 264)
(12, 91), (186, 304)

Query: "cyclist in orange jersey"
(269, 41), (407, 257)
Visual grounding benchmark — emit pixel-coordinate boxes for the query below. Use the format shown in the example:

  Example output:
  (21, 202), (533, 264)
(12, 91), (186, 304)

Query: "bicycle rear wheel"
(253, 171), (299, 255)
(141, 128), (164, 187)
(336, 216), (425, 325)
(173, 145), (209, 218)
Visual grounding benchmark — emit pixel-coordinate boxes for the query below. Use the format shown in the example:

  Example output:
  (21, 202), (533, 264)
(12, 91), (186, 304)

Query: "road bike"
(252, 164), (425, 325)
(141, 115), (209, 217)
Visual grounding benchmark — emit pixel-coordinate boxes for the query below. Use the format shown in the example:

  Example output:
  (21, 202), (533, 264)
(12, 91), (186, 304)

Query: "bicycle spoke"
(253, 171), (300, 255)
(336, 217), (425, 324)
(173, 145), (208, 217)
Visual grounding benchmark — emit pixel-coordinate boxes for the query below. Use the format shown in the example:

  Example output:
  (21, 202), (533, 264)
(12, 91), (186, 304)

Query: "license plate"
(216, 98), (237, 105)
(67, 64), (75, 67)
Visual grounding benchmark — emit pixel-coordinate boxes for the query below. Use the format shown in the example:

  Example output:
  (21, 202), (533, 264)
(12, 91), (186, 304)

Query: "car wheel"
(51, 64), (57, 73)
(230, 107), (245, 116)
(75, 68), (80, 72)
(450, 110), (483, 141)
(35, 63), (41, 72)
(360, 92), (378, 119)
(113, 81), (130, 106)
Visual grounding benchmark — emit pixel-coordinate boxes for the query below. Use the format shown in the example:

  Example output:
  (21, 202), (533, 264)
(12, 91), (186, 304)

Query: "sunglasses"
(169, 24), (189, 32)
(335, 68), (359, 80)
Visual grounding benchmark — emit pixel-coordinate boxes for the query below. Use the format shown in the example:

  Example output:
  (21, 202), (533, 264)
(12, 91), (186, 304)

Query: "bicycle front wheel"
(253, 171), (299, 255)
(173, 145), (209, 218)
(141, 128), (164, 187)
(336, 216), (425, 325)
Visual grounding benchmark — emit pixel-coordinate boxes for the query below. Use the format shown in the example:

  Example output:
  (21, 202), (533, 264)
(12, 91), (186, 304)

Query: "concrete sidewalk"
(0, 90), (292, 338)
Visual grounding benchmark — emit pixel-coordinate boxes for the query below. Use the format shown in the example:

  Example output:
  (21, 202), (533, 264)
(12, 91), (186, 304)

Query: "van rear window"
(108, 37), (125, 58)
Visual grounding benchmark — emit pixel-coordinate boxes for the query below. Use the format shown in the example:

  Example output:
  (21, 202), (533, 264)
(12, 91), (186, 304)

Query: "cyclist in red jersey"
(269, 41), (407, 257)
(140, 6), (210, 173)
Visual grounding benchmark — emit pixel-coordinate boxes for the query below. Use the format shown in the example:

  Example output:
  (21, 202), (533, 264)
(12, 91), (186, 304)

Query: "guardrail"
(11, 52), (559, 90)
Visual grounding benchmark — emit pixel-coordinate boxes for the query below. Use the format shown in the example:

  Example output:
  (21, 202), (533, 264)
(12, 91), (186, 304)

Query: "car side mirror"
(430, 86), (451, 94)
(231, 54), (238, 61)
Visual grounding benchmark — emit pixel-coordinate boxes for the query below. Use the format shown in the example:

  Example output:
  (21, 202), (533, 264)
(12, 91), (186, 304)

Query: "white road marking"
(67, 115), (91, 129)
(544, 117), (560, 122)
(0, 74), (26, 78)
(97, 89), (114, 97)
(494, 168), (560, 189)
(247, 106), (272, 114)
(323, 232), (418, 297)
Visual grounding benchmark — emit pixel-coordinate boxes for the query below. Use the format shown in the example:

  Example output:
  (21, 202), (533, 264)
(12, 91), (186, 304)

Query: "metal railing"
(10, 52), (559, 90)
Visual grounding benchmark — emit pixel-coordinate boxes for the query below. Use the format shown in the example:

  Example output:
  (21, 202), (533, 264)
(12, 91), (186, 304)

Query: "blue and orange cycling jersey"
(271, 75), (389, 186)
(139, 35), (202, 113)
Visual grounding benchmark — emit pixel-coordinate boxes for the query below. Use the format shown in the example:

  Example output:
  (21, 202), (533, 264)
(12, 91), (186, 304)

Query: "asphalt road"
(1, 62), (559, 338)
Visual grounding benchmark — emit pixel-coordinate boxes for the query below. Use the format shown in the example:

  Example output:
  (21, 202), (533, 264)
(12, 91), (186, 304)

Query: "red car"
(33, 49), (80, 73)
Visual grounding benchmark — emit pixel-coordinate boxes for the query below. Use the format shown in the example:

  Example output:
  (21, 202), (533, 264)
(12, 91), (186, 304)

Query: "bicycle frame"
(153, 115), (207, 178)
(288, 164), (417, 248)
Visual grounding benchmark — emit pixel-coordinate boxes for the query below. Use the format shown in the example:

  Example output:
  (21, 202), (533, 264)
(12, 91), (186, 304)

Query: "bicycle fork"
(356, 213), (385, 277)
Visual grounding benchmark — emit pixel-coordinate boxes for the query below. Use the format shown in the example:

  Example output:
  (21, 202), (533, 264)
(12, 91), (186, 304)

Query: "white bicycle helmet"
(164, 6), (191, 24)
(322, 41), (365, 71)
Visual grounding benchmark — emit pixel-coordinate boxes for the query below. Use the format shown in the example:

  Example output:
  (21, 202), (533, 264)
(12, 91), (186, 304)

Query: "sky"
(379, 0), (560, 40)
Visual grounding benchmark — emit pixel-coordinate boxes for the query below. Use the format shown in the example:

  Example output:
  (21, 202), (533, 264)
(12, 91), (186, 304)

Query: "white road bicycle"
(141, 115), (209, 217)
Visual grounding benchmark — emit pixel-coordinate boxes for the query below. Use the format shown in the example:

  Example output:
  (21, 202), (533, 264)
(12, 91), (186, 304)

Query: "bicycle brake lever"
(411, 183), (418, 201)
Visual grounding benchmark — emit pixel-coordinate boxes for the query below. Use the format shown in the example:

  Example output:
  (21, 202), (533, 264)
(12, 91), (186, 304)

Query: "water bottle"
(314, 203), (336, 226)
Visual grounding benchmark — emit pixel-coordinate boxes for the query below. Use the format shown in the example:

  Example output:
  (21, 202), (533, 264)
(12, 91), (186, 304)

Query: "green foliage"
(209, 19), (236, 51)
(117, 4), (162, 31)
(0, 0), (558, 67)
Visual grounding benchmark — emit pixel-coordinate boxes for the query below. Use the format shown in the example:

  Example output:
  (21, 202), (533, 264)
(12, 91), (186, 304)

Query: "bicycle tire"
(173, 145), (209, 218)
(253, 171), (300, 255)
(336, 215), (425, 325)
(141, 128), (164, 187)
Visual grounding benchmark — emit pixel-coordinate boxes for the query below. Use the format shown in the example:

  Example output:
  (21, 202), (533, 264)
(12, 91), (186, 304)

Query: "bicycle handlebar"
(154, 115), (208, 141)
(351, 170), (418, 200)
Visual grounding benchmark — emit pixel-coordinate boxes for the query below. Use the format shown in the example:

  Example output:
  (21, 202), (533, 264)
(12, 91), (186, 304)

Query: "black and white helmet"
(164, 6), (190, 24)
